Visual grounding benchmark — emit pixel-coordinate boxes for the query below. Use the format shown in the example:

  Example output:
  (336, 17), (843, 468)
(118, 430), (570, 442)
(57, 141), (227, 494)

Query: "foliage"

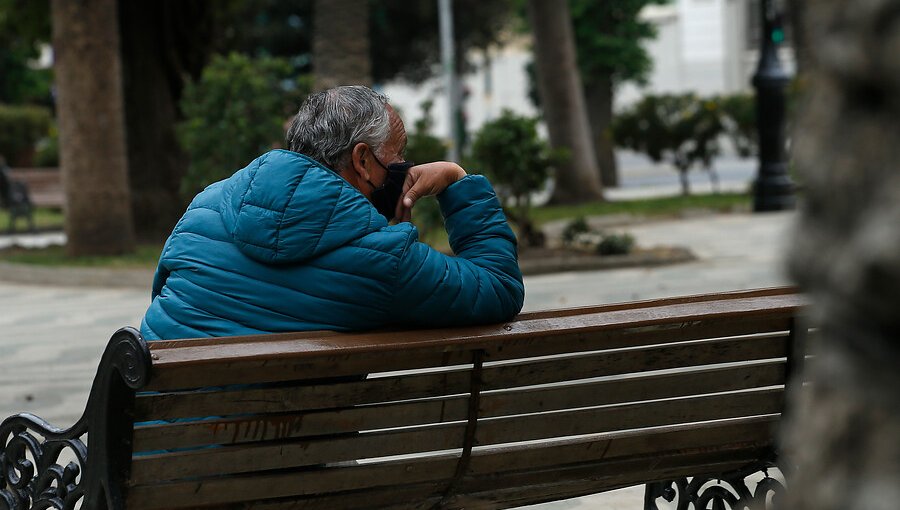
(213, 0), (515, 85)
(596, 232), (635, 255)
(33, 122), (58, 167)
(613, 94), (724, 195)
(717, 93), (756, 157)
(371, 0), (515, 83)
(523, 0), (668, 110)
(560, 215), (634, 255)
(177, 53), (311, 194)
(404, 99), (446, 164)
(0, 0), (53, 106)
(570, 0), (668, 87)
(561, 216), (589, 245)
(0, 104), (52, 166)
(403, 99), (448, 242)
(469, 109), (555, 246)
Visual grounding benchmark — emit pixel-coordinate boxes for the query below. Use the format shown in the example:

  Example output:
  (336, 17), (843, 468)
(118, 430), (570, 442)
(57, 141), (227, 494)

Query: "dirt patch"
(517, 245), (696, 275)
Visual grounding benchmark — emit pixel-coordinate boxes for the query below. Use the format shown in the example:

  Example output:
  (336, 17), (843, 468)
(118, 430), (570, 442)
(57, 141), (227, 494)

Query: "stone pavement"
(0, 210), (796, 509)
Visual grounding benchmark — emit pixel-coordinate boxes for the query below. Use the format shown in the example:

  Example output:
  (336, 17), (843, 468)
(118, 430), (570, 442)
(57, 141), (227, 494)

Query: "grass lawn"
(0, 243), (163, 269)
(0, 192), (750, 267)
(0, 207), (66, 231)
(530, 191), (751, 225)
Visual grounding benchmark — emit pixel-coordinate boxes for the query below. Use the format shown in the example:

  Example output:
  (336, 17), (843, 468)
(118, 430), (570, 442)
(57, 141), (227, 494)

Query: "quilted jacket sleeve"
(392, 174), (525, 327)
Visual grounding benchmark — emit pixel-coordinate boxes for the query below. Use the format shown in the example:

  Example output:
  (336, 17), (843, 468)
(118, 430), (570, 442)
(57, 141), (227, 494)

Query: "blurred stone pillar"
(785, 1), (900, 509)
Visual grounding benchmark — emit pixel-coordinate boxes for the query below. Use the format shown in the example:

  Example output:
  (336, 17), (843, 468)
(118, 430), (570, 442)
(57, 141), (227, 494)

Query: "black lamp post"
(752, 0), (795, 211)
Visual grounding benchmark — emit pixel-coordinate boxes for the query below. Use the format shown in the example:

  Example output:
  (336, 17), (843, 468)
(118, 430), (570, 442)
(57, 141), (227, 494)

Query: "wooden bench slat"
(130, 411), (777, 486)
(474, 387), (783, 446)
(130, 422), (468, 484)
(149, 295), (800, 365)
(144, 288), (797, 351)
(133, 397), (470, 452)
(466, 415), (778, 476)
(513, 286), (797, 321)
(144, 315), (793, 392)
(480, 333), (788, 391)
(125, 439), (767, 510)
(191, 417), (778, 510)
(480, 360), (785, 417)
(144, 294), (802, 390)
(126, 455), (460, 510)
(129, 416), (773, 508)
(136, 331), (786, 421)
(135, 369), (472, 421)
(132, 360), (784, 450)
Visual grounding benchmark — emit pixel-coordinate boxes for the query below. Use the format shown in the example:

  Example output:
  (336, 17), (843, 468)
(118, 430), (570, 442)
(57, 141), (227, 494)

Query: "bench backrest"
(121, 288), (804, 510)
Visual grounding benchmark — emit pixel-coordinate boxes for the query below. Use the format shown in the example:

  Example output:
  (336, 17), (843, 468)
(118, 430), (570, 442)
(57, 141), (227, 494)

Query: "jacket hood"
(219, 150), (386, 265)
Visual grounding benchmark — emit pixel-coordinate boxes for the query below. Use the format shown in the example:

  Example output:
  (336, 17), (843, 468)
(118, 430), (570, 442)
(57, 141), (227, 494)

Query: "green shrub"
(470, 109), (554, 246)
(404, 99), (448, 243)
(613, 94), (723, 196)
(561, 216), (589, 245)
(177, 53), (311, 195)
(404, 99), (446, 164)
(34, 122), (59, 167)
(716, 93), (756, 157)
(0, 103), (52, 166)
(597, 232), (635, 256)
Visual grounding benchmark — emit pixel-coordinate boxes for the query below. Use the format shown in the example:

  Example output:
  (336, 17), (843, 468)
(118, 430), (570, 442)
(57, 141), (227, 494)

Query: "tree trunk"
(51, 0), (135, 256)
(527, 0), (604, 204)
(313, 0), (372, 92)
(786, 0), (807, 73)
(117, 1), (214, 242)
(584, 75), (619, 188)
(785, 2), (900, 509)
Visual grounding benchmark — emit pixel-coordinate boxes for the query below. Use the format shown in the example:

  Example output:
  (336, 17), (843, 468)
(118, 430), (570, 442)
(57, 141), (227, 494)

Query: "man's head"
(286, 86), (408, 202)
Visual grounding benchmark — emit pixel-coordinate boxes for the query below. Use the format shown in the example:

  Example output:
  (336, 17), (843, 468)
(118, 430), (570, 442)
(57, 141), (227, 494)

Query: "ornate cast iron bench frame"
(1, 288), (806, 510)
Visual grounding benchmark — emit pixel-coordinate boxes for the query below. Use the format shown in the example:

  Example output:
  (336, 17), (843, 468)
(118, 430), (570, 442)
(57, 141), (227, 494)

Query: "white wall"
(383, 0), (796, 141)
(381, 40), (537, 149)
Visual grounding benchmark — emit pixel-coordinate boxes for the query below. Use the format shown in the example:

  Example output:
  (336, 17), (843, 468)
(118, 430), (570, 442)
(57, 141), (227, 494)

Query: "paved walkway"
(0, 210), (796, 509)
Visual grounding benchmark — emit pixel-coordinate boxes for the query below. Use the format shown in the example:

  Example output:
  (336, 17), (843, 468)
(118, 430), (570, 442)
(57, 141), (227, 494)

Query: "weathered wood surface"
(143, 290), (801, 391)
(122, 289), (804, 509)
(132, 360), (784, 451)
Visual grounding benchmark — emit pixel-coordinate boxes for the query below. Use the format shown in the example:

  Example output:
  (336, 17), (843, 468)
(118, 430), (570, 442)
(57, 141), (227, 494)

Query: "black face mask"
(367, 156), (414, 222)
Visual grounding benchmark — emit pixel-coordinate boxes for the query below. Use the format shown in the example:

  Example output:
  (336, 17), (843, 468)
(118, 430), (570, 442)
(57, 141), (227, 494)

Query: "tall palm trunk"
(51, 0), (135, 256)
(786, 2), (900, 509)
(527, 0), (604, 203)
(313, 0), (372, 92)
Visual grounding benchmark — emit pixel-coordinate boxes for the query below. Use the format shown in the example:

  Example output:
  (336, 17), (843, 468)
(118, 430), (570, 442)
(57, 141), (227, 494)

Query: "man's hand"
(395, 162), (467, 223)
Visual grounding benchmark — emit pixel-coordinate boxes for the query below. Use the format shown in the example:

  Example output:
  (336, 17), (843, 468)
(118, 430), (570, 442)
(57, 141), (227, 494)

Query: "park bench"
(0, 287), (806, 510)
(0, 161), (35, 233)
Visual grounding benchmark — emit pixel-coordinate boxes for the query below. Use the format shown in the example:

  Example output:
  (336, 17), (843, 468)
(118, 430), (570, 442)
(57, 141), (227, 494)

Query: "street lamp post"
(752, 0), (795, 211)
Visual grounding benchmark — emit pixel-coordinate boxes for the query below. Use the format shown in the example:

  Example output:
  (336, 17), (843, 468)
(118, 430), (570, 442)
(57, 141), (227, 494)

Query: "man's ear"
(349, 142), (370, 182)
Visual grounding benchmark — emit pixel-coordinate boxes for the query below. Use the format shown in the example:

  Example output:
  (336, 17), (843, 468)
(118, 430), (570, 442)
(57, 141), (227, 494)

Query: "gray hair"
(286, 86), (391, 171)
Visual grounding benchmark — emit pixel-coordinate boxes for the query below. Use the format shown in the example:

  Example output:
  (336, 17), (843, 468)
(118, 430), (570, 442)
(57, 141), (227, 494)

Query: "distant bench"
(7, 168), (63, 209)
(0, 288), (807, 510)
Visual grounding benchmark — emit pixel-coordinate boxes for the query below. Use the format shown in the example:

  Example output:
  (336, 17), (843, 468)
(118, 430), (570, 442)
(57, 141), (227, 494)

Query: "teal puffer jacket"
(140, 150), (524, 340)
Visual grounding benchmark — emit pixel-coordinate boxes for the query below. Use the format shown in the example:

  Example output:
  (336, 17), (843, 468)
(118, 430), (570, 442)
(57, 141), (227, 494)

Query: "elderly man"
(140, 86), (524, 340)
